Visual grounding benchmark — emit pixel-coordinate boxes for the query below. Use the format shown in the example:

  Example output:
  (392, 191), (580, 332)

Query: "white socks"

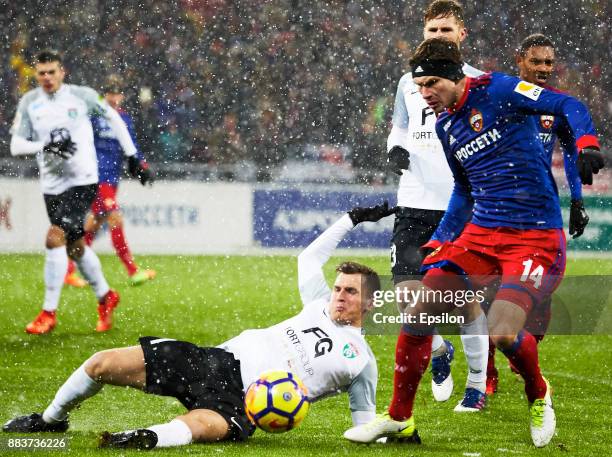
(459, 313), (489, 392)
(75, 246), (109, 299)
(431, 333), (446, 356)
(147, 419), (193, 447)
(42, 361), (102, 423)
(42, 247), (69, 312)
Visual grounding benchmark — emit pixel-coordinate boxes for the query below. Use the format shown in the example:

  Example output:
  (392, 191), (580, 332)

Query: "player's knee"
(176, 410), (229, 443)
(66, 240), (85, 260)
(46, 226), (66, 249)
(490, 333), (516, 350)
(85, 351), (114, 381)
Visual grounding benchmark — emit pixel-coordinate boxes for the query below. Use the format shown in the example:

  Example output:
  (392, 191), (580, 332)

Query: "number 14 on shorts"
(521, 259), (544, 289)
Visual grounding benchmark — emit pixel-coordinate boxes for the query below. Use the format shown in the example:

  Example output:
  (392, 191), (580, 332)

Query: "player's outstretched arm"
(73, 86), (138, 157)
(297, 202), (396, 305)
(498, 74), (605, 184)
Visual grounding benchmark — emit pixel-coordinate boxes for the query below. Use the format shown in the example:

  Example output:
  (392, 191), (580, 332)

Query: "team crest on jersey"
(342, 342), (359, 359)
(68, 108), (78, 119)
(540, 115), (554, 130)
(469, 108), (483, 132)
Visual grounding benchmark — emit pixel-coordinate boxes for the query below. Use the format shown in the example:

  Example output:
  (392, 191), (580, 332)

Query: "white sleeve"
(387, 74), (411, 152)
(348, 352), (377, 426)
(10, 93), (44, 156)
(297, 214), (354, 305)
(72, 85), (137, 157)
(10, 135), (44, 156)
(103, 106), (138, 157)
(387, 125), (410, 153)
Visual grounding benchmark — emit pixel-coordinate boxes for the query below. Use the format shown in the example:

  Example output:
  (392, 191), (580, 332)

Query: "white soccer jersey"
(10, 84), (137, 195)
(387, 63), (482, 210)
(220, 215), (377, 422)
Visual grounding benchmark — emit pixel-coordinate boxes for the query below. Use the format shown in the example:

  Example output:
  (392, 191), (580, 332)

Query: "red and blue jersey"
(537, 85), (582, 200)
(92, 110), (142, 185)
(432, 72), (599, 243)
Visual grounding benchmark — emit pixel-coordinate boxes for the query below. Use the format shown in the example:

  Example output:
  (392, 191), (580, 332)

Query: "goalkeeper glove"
(348, 201), (397, 226)
(387, 146), (410, 176)
(43, 128), (77, 159)
(577, 147), (604, 185)
(128, 155), (154, 186)
(569, 199), (589, 239)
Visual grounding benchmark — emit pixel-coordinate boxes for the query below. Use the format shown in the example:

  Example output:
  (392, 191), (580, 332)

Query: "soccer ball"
(244, 370), (310, 433)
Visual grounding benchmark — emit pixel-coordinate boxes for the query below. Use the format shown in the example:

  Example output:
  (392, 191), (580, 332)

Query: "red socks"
(388, 331), (432, 421)
(500, 330), (547, 403)
(111, 226), (137, 276)
(487, 337), (498, 378)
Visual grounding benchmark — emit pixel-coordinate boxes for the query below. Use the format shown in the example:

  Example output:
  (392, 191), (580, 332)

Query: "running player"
(9, 50), (141, 333)
(485, 33), (591, 395)
(64, 75), (155, 287)
(387, 0), (488, 411)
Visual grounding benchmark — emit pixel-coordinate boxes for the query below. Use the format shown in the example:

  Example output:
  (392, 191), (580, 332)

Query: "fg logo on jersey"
(540, 115), (554, 130)
(469, 108), (483, 132)
(68, 108), (78, 119)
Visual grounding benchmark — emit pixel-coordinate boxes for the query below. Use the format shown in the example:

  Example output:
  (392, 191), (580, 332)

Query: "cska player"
(344, 38), (604, 447)
(485, 34), (591, 395)
(386, 0), (488, 412)
(64, 75), (155, 288)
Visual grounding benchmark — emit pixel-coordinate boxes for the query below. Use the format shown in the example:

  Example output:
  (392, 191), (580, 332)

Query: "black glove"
(43, 128), (76, 159)
(387, 146), (410, 176)
(569, 199), (589, 239)
(348, 200), (397, 226)
(577, 147), (604, 185)
(128, 155), (154, 186)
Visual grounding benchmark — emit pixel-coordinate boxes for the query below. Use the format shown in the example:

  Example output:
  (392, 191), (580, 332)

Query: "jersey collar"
(446, 77), (471, 114)
(46, 84), (67, 100)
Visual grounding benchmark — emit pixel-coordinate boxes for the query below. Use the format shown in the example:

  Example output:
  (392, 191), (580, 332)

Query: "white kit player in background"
(9, 50), (139, 334)
(2, 202), (396, 450)
(386, 0), (489, 412)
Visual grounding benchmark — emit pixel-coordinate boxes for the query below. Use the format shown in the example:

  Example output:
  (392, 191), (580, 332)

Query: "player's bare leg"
(85, 346), (147, 387)
(98, 408), (227, 450)
(489, 299), (555, 447)
(26, 225), (68, 334)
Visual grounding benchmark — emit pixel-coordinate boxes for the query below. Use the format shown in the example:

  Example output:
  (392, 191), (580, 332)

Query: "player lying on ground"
(386, 0), (488, 412)
(9, 50), (143, 334)
(3, 202), (396, 450)
(344, 38), (604, 448)
(64, 75), (155, 288)
(485, 33), (593, 396)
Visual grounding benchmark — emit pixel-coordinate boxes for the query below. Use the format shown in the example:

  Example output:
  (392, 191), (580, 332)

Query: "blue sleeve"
(431, 121), (474, 243)
(555, 119), (583, 200)
(493, 73), (600, 151)
(121, 112), (142, 160)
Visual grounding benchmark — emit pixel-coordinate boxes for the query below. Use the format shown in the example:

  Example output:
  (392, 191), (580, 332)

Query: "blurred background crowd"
(0, 0), (609, 183)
